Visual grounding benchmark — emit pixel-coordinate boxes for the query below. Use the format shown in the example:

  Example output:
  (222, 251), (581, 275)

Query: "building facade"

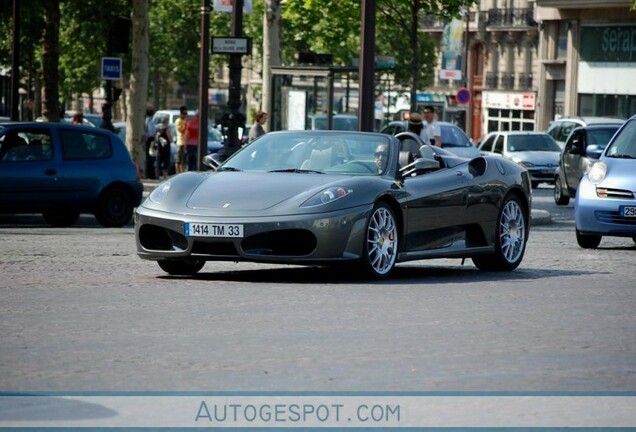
(422, 0), (540, 142)
(534, 0), (636, 130)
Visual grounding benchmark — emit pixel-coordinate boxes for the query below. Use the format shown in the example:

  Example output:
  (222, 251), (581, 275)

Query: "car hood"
(509, 151), (560, 165)
(186, 171), (350, 211)
(598, 158), (636, 189)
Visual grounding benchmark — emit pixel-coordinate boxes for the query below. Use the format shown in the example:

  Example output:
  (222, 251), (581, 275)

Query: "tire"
(576, 229), (601, 249)
(553, 176), (570, 206)
(360, 202), (398, 279)
(94, 187), (134, 227)
(42, 211), (80, 227)
(472, 194), (528, 271)
(158, 259), (205, 276)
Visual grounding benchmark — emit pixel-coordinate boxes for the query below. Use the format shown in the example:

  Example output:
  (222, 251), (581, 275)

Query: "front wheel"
(473, 195), (528, 271)
(158, 259), (205, 276)
(576, 229), (601, 249)
(553, 177), (570, 206)
(359, 202), (398, 279)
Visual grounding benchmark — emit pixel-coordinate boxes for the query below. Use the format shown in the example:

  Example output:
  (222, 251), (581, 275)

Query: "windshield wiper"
(218, 166), (242, 171)
(609, 154), (636, 159)
(268, 168), (324, 174)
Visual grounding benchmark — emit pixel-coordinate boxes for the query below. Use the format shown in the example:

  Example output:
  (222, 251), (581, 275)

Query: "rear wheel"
(553, 176), (570, 205)
(158, 259), (205, 276)
(42, 211), (80, 227)
(360, 202), (398, 279)
(473, 194), (527, 271)
(576, 229), (601, 249)
(95, 187), (134, 227)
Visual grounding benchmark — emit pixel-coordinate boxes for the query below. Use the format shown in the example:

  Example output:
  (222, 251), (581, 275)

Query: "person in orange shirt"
(185, 111), (199, 171)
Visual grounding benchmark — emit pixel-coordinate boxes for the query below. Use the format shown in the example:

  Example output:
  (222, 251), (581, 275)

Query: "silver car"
(478, 131), (561, 188)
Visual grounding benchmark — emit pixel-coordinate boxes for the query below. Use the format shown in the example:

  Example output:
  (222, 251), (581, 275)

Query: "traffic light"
(109, 16), (131, 54)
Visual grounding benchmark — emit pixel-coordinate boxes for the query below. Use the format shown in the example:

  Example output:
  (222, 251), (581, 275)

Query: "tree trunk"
(127, 0), (150, 171)
(41, 0), (60, 122)
(261, 0), (281, 130)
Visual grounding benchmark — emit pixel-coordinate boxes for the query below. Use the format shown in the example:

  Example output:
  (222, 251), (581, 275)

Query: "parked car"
(152, 109), (196, 125)
(0, 122), (143, 227)
(309, 113), (359, 131)
(380, 120), (481, 159)
(135, 130), (532, 279)
(553, 124), (622, 205)
(547, 116), (624, 148)
(574, 114), (636, 249)
(64, 111), (103, 128)
(478, 131), (561, 188)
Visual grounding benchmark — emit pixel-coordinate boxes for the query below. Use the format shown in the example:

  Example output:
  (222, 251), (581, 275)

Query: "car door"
(0, 126), (60, 212)
(55, 127), (113, 207)
(562, 128), (585, 192)
(401, 158), (469, 252)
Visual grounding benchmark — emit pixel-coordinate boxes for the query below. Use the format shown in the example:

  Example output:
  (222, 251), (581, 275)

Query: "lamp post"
(358, 0), (376, 132)
(197, 0), (211, 170)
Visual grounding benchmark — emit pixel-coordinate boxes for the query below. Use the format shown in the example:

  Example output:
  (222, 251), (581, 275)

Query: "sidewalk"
(141, 179), (552, 226)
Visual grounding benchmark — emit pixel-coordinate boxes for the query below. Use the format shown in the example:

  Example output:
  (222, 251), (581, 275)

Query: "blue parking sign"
(101, 57), (122, 80)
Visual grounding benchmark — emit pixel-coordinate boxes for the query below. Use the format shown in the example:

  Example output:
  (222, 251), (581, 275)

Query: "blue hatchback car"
(575, 114), (636, 248)
(0, 122), (143, 227)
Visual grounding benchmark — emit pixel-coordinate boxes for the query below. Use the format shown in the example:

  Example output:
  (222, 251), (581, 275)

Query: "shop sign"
(483, 91), (535, 110)
(580, 25), (636, 62)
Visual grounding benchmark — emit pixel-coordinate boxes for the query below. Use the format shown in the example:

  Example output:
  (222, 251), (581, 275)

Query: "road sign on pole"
(457, 87), (471, 104)
(101, 57), (122, 80)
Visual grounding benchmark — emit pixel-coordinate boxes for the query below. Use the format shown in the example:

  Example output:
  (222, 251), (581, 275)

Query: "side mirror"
(585, 144), (604, 159)
(399, 157), (441, 177)
(202, 153), (221, 171)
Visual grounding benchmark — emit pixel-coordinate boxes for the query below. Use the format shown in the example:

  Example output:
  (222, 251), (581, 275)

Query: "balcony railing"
(485, 72), (498, 89)
(518, 73), (533, 90)
(501, 73), (515, 90)
(481, 7), (536, 28)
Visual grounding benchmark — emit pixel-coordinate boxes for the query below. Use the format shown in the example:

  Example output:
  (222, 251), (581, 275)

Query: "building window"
(557, 21), (568, 59)
(579, 94), (636, 119)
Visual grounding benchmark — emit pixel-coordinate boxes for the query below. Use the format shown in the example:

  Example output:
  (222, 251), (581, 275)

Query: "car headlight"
(516, 161), (534, 168)
(148, 181), (171, 203)
(301, 187), (353, 208)
(588, 161), (607, 184)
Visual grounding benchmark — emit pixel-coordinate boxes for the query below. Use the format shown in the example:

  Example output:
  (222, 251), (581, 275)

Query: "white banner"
(213, 0), (253, 13)
(1, 394), (636, 428)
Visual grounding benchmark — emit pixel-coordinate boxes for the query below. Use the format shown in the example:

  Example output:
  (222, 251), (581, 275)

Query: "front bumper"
(134, 204), (372, 264)
(574, 178), (636, 236)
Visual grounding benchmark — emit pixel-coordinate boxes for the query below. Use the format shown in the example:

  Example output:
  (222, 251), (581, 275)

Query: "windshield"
(440, 124), (472, 148)
(606, 119), (636, 158)
(508, 134), (561, 152)
(221, 131), (392, 175)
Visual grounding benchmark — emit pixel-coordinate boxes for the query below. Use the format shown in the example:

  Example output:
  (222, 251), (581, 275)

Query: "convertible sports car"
(135, 130), (532, 279)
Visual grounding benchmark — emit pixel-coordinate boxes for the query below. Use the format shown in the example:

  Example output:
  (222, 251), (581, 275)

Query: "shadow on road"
(157, 263), (599, 285)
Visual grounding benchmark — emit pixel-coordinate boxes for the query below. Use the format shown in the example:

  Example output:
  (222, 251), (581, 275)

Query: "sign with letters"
(101, 57), (122, 80)
(212, 37), (251, 55)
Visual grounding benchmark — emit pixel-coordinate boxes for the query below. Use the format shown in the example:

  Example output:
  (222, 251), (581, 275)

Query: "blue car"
(0, 122), (143, 227)
(574, 114), (636, 248)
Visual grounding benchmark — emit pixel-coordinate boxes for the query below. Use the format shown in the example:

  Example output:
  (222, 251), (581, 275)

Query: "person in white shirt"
(422, 105), (442, 147)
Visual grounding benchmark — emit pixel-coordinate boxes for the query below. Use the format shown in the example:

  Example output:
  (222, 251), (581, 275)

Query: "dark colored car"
(135, 130), (531, 279)
(380, 120), (481, 159)
(0, 122), (143, 227)
(554, 124), (621, 205)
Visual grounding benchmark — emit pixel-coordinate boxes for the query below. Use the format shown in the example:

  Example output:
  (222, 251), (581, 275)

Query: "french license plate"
(619, 206), (636, 218)
(184, 223), (244, 238)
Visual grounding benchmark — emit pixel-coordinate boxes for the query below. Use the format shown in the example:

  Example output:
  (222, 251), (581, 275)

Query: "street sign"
(211, 37), (251, 55)
(101, 57), (122, 80)
(456, 87), (471, 104)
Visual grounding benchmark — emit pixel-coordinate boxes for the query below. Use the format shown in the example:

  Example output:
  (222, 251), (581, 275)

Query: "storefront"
(578, 24), (636, 119)
(482, 91), (536, 134)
